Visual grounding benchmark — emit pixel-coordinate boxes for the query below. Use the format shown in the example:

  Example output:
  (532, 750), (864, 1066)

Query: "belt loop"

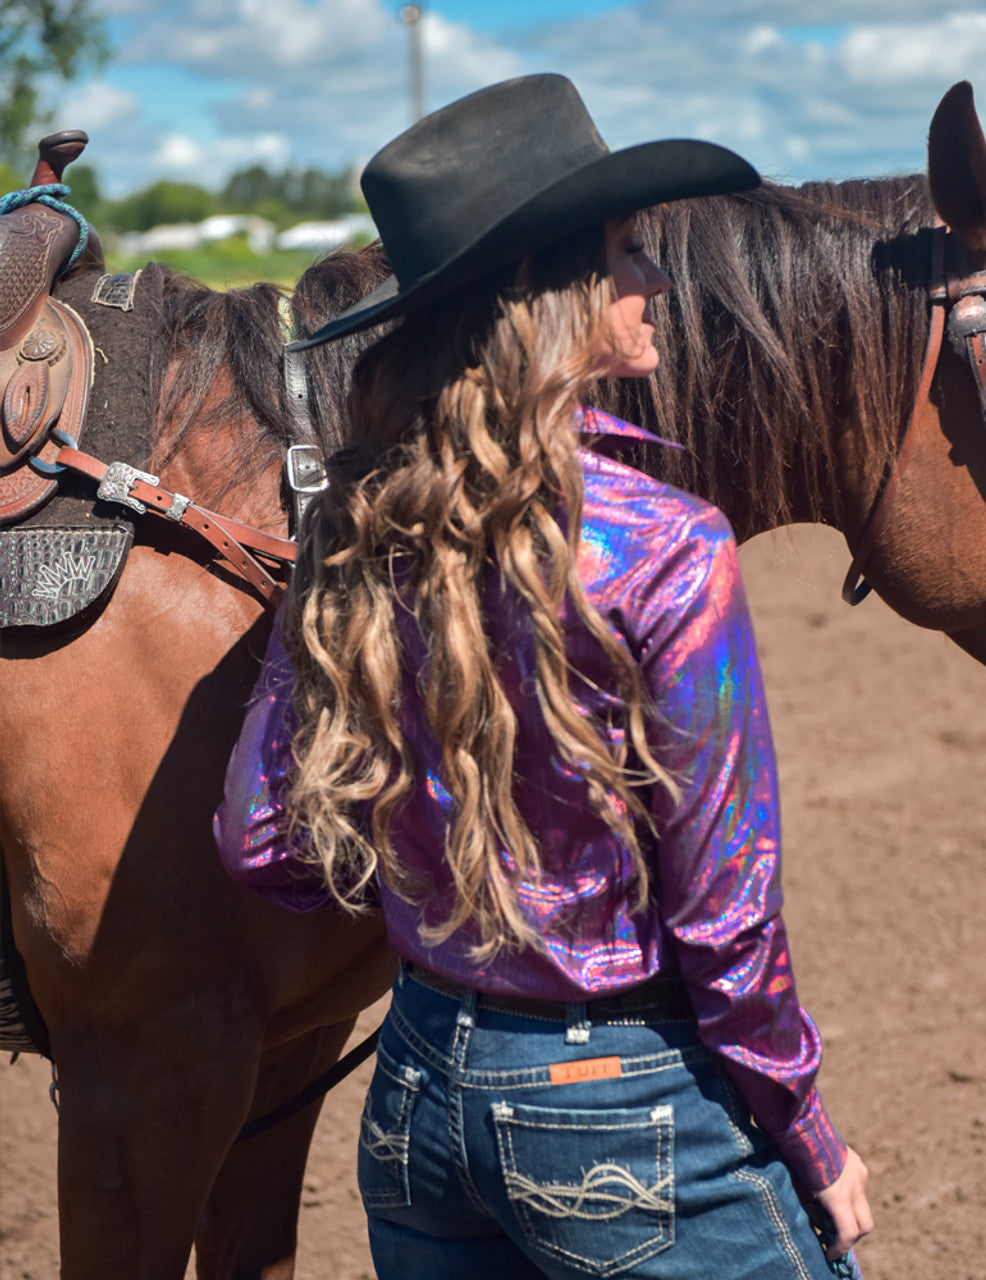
(451, 986), (477, 1071)
(456, 985), (477, 1029)
(565, 1001), (591, 1045)
(397, 959), (408, 989)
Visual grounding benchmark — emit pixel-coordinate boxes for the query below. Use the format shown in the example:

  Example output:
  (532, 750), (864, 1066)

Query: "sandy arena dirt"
(2, 524), (985, 1279)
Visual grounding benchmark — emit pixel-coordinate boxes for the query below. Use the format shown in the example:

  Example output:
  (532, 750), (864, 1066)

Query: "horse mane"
(602, 175), (937, 536)
(153, 243), (390, 508)
(152, 178), (937, 534)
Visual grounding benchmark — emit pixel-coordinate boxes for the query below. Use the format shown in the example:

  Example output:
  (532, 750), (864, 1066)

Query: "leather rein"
(842, 221), (986, 604)
(31, 433), (297, 604)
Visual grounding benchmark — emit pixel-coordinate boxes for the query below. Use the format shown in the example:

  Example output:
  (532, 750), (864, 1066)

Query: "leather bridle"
(842, 222), (986, 605)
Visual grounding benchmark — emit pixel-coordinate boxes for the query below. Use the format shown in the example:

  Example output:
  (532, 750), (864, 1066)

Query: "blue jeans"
(358, 966), (860, 1279)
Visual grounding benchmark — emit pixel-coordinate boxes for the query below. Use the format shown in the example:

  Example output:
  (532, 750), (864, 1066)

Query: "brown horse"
(2, 79), (986, 1278)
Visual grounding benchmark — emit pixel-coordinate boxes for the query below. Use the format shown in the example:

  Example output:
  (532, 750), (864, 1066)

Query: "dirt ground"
(2, 524), (985, 1279)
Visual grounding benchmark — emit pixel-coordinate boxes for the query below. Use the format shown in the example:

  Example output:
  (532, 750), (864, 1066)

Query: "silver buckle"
(947, 292), (986, 357)
(285, 444), (328, 495)
(97, 461), (160, 514)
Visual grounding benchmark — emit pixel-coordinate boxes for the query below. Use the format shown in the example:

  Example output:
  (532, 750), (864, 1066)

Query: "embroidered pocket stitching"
(358, 1059), (422, 1209)
(493, 1101), (675, 1276)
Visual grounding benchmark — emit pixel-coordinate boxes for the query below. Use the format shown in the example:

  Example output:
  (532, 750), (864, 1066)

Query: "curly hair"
(284, 225), (678, 960)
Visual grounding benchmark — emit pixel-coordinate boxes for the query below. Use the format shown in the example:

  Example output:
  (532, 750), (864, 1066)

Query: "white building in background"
(274, 213), (376, 252)
(115, 212), (376, 259)
(198, 215), (275, 252)
(116, 214), (275, 257)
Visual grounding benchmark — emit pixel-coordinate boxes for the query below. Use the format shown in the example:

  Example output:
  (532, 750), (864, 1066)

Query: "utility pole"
(398, 4), (425, 124)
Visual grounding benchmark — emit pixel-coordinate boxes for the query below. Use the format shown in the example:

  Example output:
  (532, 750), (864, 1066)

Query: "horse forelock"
(598, 176), (936, 537)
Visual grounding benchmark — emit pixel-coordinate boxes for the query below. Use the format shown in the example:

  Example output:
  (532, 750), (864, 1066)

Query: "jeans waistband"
(402, 961), (693, 1023)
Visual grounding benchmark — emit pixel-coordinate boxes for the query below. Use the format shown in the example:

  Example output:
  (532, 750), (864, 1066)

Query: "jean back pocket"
(357, 1050), (423, 1209)
(492, 1099), (675, 1277)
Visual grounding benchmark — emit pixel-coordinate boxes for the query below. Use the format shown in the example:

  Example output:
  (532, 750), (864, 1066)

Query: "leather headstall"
(842, 222), (986, 605)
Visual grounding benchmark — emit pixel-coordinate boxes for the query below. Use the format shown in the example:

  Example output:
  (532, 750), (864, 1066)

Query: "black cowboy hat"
(289, 74), (760, 350)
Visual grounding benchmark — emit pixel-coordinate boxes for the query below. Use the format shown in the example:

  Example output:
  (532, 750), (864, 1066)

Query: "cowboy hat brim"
(287, 138), (758, 351)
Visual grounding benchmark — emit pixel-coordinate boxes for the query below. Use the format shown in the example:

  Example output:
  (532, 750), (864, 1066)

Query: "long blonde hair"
(285, 226), (676, 959)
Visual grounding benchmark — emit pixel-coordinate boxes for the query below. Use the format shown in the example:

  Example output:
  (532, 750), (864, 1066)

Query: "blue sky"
(35, 0), (986, 198)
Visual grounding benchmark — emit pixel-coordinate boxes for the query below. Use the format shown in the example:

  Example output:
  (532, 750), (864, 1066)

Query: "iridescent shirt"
(214, 406), (846, 1191)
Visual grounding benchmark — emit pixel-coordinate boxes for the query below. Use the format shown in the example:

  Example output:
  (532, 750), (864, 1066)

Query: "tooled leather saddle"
(0, 134), (104, 527)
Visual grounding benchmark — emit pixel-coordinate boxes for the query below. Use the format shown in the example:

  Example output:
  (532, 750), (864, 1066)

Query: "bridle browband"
(842, 220), (986, 605)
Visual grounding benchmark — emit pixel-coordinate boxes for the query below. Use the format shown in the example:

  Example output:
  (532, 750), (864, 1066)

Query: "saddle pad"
(0, 524), (133, 628)
(20, 262), (172, 533)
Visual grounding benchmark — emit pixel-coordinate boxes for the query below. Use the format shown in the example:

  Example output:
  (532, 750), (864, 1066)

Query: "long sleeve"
(630, 499), (845, 1191)
(213, 613), (331, 913)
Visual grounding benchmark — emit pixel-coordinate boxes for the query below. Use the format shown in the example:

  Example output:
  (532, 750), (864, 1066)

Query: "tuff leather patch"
(0, 524), (133, 628)
(91, 271), (140, 311)
(0, 297), (94, 524)
(549, 1056), (622, 1085)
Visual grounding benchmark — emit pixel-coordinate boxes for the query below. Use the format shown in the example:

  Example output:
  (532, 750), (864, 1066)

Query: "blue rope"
(0, 183), (90, 270)
(830, 1249), (864, 1279)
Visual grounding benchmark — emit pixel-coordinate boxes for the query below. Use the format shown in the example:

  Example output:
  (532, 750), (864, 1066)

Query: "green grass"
(105, 233), (373, 290)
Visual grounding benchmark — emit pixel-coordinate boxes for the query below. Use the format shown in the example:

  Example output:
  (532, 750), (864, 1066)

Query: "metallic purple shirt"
(214, 406), (846, 1191)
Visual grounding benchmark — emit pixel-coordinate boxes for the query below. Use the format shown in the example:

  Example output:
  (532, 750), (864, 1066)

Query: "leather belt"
(403, 962), (693, 1022)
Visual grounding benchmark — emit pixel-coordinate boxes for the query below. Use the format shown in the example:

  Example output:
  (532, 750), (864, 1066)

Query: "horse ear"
(928, 81), (986, 250)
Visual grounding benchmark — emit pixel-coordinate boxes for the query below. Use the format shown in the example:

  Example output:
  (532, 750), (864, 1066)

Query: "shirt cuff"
(770, 1087), (848, 1193)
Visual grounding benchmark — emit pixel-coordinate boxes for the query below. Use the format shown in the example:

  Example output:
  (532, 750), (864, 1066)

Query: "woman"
(216, 74), (872, 1278)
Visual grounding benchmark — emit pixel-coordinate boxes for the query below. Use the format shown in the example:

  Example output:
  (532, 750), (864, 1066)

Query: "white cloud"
(841, 14), (986, 85)
(96, 0), (150, 13)
(512, 2), (982, 181)
(125, 0), (393, 73)
(742, 25), (783, 57)
(157, 134), (201, 168)
(44, 0), (986, 198)
(50, 81), (141, 133)
(650, 0), (982, 19)
(155, 131), (291, 180)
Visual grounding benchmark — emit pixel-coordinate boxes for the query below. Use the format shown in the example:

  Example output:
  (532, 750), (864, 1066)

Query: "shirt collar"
(576, 404), (684, 450)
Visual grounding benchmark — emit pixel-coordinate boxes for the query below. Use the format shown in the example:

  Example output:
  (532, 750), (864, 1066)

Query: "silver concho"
(20, 329), (65, 363)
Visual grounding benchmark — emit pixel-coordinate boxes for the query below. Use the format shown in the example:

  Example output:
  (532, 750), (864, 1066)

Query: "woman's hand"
(815, 1147), (874, 1260)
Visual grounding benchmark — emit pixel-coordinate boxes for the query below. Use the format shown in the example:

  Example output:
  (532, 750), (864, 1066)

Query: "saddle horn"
(19, 128), (107, 282)
(31, 131), (90, 187)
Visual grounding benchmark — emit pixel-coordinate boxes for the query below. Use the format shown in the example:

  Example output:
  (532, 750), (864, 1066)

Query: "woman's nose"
(645, 259), (673, 297)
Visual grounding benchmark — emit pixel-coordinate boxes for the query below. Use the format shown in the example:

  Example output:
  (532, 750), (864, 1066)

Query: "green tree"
(1, 0), (110, 171)
(222, 164), (281, 212)
(60, 161), (106, 225)
(219, 163), (360, 226)
(106, 179), (215, 233)
(294, 166), (354, 219)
